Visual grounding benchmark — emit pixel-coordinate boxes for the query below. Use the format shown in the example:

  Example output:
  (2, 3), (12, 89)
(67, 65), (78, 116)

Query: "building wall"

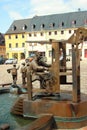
(5, 11), (87, 62)
(5, 33), (27, 60)
(0, 46), (6, 57)
(26, 28), (75, 63)
(5, 27), (87, 62)
(4, 28), (76, 62)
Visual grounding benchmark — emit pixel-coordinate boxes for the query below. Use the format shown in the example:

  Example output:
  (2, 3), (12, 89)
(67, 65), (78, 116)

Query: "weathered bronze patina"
(11, 27), (87, 129)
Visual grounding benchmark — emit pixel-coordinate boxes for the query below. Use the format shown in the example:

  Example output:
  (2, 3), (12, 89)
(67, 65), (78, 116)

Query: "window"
(29, 43), (32, 46)
(22, 24), (27, 30)
(74, 20), (76, 24)
(72, 20), (76, 26)
(40, 32), (44, 36)
(16, 43), (18, 48)
(74, 30), (76, 33)
(22, 43), (25, 47)
(34, 43), (37, 46)
(54, 31), (57, 35)
(22, 34), (24, 38)
(59, 22), (64, 28)
(61, 22), (64, 27)
(84, 19), (87, 27)
(9, 43), (12, 48)
(49, 23), (55, 28)
(49, 32), (51, 35)
(29, 33), (32, 37)
(15, 35), (18, 39)
(69, 49), (72, 56)
(61, 30), (64, 34)
(69, 30), (71, 34)
(34, 33), (37, 37)
(49, 50), (52, 57)
(8, 35), (11, 39)
(12, 25), (16, 31)
(41, 24), (45, 29)
(32, 24), (36, 29)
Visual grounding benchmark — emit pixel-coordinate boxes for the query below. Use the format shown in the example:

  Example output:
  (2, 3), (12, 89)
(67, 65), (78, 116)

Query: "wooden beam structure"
(72, 44), (80, 102)
(26, 71), (32, 100)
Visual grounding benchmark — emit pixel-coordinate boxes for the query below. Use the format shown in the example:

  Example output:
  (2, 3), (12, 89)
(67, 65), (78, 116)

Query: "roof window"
(49, 23), (55, 28)
(72, 20), (76, 25)
(11, 25), (16, 31)
(61, 22), (64, 26)
(84, 19), (87, 26)
(41, 24), (45, 29)
(32, 24), (36, 29)
(22, 24), (27, 30)
(58, 22), (64, 29)
(59, 22), (64, 28)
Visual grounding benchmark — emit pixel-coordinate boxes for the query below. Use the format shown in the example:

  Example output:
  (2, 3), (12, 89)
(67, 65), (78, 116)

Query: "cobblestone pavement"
(0, 60), (87, 130)
(0, 61), (87, 99)
(0, 64), (22, 85)
(0, 60), (87, 94)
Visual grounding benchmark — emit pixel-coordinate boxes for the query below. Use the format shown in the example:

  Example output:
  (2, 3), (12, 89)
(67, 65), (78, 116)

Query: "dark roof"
(0, 33), (5, 46)
(5, 10), (87, 34)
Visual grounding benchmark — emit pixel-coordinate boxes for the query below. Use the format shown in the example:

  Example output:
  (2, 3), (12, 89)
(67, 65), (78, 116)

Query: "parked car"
(5, 58), (17, 64)
(0, 57), (7, 64)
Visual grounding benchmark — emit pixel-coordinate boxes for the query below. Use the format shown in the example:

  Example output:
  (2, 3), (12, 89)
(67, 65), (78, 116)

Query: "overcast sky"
(0, 0), (87, 33)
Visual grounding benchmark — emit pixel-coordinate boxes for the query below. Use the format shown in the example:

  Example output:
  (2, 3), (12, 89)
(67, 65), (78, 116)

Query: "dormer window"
(49, 23), (55, 28)
(84, 19), (87, 25)
(22, 24), (27, 30)
(12, 25), (16, 31)
(61, 22), (64, 26)
(59, 22), (64, 28)
(32, 24), (36, 29)
(72, 20), (76, 25)
(41, 24), (45, 29)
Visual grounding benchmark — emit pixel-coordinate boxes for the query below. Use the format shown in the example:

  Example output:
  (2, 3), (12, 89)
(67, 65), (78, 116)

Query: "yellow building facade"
(5, 33), (27, 61)
(5, 11), (87, 62)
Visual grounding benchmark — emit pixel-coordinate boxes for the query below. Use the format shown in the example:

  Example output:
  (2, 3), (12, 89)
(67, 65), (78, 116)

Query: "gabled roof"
(5, 10), (87, 34)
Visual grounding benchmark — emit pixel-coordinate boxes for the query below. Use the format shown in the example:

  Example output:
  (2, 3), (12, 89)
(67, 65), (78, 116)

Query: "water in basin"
(0, 93), (34, 130)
